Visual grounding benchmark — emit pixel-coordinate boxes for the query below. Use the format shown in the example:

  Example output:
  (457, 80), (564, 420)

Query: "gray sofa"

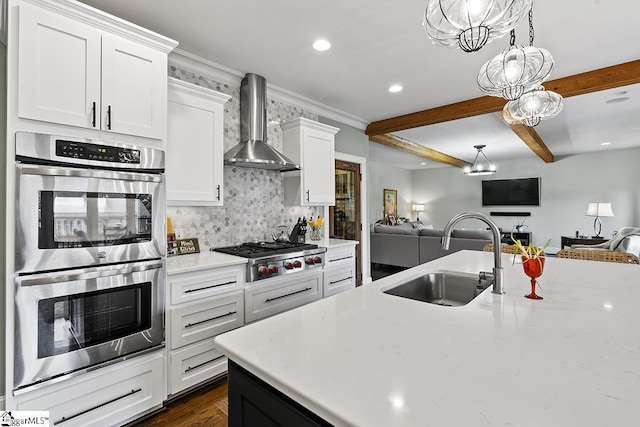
(370, 223), (492, 268)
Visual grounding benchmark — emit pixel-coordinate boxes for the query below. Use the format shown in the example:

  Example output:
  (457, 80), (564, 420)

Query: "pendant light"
(505, 85), (563, 126)
(477, 8), (554, 101)
(464, 145), (496, 176)
(423, 0), (532, 53)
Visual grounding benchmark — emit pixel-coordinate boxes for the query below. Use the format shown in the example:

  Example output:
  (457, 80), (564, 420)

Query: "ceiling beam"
(369, 133), (471, 169)
(508, 124), (555, 163)
(495, 112), (555, 163)
(366, 59), (640, 136)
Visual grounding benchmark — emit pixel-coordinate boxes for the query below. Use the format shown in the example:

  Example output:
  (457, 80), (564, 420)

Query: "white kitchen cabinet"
(282, 117), (339, 206)
(166, 264), (245, 396)
(323, 244), (357, 297)
(169, 337), (228, 397)
(14, 350), (165, 427)
(167, 78), (231, 206)
(244, 269), (322, 323)
(169, 290), (244, 350)
(17, 2), (175, 140)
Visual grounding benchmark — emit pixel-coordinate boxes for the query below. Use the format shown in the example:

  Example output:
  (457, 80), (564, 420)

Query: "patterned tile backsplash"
(168, 65), (321, 249)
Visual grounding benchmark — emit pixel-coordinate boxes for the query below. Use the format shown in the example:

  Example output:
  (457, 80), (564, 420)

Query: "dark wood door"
(330, 160), (362, 286)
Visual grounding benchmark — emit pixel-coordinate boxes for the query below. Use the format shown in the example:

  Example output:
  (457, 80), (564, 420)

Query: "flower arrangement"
(308, 216), (324, 240)
(511, 235), (550, 262)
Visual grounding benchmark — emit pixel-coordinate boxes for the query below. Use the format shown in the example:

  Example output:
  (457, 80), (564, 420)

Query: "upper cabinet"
(166, 78), (231, 206)
(281, 117), (339, 206)
(16, 1), (177, 140)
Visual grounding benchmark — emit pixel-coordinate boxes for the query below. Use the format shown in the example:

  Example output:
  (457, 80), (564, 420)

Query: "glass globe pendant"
(477, 9), (554, 100)
(423, 0), (532, 52)
(477, 43), (554, 100)
(505, 85), (563, 127)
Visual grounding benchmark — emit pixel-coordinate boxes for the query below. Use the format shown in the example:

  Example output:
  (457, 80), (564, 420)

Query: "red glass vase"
(522, 256), (545, 300)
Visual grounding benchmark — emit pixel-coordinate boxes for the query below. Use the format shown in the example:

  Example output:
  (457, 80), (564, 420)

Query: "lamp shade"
(585, 202), (614, 217)
(412, 204), (425, 212)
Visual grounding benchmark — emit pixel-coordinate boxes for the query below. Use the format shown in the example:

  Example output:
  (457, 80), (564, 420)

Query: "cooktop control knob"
(284, 261), (294, 270)
(313, 256), (323, 264)
(258, 266), (270, 277)
(305, 257), (315, 265)
(293, 260), (302, 268)
(269, 265), (279, 273)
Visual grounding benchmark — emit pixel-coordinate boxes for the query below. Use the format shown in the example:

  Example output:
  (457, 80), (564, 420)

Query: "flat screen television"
(482, 178), (540, 206)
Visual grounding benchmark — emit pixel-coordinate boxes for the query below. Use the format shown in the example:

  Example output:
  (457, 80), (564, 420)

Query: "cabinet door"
(101, 34), (167, 139)
(301, 127), (335, 205)
(18, 4), (101, 129)
(167, 80), (229, 205)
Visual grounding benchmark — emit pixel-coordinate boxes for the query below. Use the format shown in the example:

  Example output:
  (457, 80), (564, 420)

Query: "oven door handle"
(18, 165), (163, 183)
(19, 261), (164, 286)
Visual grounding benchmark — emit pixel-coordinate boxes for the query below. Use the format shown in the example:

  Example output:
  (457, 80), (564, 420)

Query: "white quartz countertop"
(167, 251), (247, 275)
(214, 250), (640, 426)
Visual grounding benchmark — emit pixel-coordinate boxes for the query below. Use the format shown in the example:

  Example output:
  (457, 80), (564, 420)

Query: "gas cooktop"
(212, 241), (320, 259)
(212, 241), (326, 282)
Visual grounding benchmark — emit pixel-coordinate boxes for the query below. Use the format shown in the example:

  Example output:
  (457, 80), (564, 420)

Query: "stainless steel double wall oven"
(13, 132), (166, 392)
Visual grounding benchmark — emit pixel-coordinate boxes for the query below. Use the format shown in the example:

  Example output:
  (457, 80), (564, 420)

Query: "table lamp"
(585, 202), (614, 237)
(411, 204), (425, 222)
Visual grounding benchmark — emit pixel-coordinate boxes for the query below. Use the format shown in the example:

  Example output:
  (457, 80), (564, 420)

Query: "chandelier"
(464, 145), (496, 176)
(505, 85), (563, 126)
(423, 0), (532, 52)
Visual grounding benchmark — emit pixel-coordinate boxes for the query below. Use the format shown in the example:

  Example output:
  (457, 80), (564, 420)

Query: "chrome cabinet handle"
(329, 256), (353, 263)
(53, 388), (142, 425)
(330, 276), (353, 285)
(265, 287), (312, 302)
(185, 311), (236, 328)
(185, 355), (225, 373)
(184, 280), (236, 293)
(306, 189), (310, 202)
(216, 184), (221, 201)
(91, 101), (96, 127)
(107, 105), (112, 129)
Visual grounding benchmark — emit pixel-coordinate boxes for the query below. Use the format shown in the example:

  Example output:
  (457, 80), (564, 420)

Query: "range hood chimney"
(224, 73), (300, 171)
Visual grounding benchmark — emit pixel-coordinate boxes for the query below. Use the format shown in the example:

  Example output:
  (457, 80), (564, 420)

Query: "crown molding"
(169, 49), (368, 130)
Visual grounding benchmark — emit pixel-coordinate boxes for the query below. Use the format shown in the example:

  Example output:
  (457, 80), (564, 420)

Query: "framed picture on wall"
(383, 189), (397, 218)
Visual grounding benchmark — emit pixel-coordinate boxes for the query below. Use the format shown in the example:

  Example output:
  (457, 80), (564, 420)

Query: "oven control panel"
(56, 140), (141, 164)
(251, 255), (324, 281)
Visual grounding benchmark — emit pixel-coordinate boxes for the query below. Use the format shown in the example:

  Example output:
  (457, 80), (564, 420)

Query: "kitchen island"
(214, 250), (640, 426)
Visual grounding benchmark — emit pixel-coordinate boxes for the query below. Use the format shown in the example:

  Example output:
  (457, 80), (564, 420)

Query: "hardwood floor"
(130, 377), (229, 427)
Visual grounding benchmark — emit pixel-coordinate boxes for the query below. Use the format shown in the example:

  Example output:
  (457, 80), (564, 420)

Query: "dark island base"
(228, 360), (333, 427)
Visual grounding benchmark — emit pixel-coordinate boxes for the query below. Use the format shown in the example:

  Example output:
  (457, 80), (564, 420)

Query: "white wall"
(411, 147), (640, 248)
(369, 161), (413, 224)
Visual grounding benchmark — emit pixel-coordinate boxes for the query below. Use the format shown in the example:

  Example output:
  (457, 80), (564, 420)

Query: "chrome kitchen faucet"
(442, 212), (504, 295)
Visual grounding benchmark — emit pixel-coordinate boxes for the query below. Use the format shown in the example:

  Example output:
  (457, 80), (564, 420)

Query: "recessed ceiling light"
(388, 84), (403, 93)
(601, 142), (611, 146)
(420, 162), (427, 165)
(312, 39), (331, 51)
(606, 97), (630, 104)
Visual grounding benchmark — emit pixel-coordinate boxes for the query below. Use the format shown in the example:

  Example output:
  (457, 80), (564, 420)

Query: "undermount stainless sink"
(382, 272), (488, 307)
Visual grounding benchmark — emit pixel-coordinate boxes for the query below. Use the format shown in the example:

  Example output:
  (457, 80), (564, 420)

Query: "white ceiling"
(79, 0), (640, 169)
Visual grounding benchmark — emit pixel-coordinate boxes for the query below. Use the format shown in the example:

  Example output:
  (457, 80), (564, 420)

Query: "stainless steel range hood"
(224, 73), (300, 172)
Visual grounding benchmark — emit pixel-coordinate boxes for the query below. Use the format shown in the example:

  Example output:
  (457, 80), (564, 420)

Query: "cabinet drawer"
(325, 246), (356, 268)
(324, 264), (356, 298)
(16, 351), (164, 427)
(169, 337), (227, 396)
(169, 266), (244, 305)
(245, 271), (322, 323)
(170, 290), (244, 349)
